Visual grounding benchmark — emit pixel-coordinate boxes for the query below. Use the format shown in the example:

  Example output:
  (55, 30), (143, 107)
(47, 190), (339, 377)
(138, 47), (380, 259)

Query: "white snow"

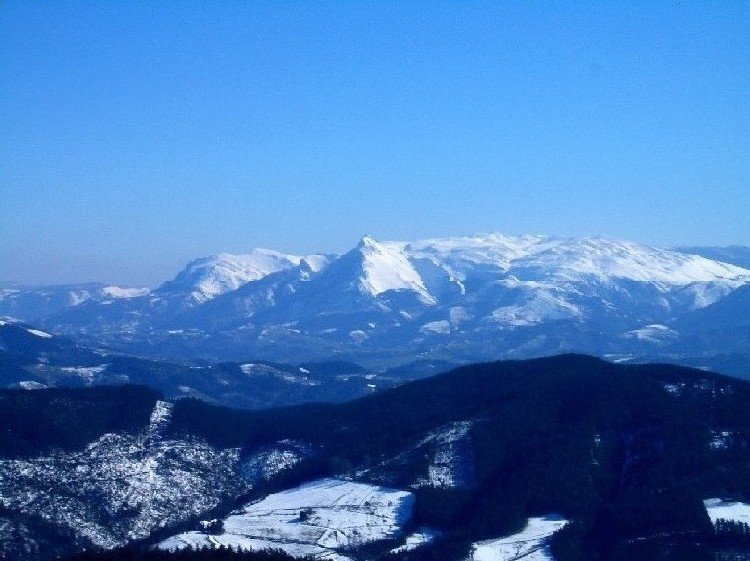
(102, 286), (150, 299)
(663, 383), (684, 396)
(468, 515), (568, 561)
(349, 330), (368, 342)
(624, 324), (679, 344)
(405, 233), (750, 286)
(420, 320), (451, 334)
(704, 498), (750, 525)
(163, 249), (303, 304)
(417, 421), (474, 489)
(239, 441), (309, 483)
(146, 401), (173, 441)
(26, 328), (52, 338)
(355, 236), (435, 303)
(59, 364), (108, 382)
(709, 431), (731, 451)
(159, 478), (414, 559)
(19, 381), (47, 390)
(390, 527), (440, 553)
(490, 290), (581, 327)
(68, 291), (93, 306)
(0, 430), (246, 549)
(362, 421), (474, 490)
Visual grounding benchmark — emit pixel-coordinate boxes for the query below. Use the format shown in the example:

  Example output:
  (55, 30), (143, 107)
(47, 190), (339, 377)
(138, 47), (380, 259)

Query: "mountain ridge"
(2, 233), (749, 368)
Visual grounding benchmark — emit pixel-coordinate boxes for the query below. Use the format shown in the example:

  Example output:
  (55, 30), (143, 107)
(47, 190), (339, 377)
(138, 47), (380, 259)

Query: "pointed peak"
(358, 234), (378, 248)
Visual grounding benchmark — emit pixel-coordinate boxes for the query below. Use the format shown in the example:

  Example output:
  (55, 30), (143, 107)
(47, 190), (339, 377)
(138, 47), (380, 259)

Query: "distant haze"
(2, 3), (748, 286)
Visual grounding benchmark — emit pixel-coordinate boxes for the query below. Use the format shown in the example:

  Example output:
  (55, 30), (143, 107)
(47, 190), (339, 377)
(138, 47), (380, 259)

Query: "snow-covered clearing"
(704, 498), (750, 525)
(59, 364), (108, 382)
(416, 421), (474, 489)
(390, 527), (440, 554)
(159, 478), (414, 560)
(26, 328), (52, 338)
(469, 515), (568, 561)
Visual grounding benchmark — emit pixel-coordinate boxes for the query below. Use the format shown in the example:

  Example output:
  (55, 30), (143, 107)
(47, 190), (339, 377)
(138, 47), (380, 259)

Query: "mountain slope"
(155, 250), (303, 305)
(675, 245), (750, 270)
(3, 355), (750, 560)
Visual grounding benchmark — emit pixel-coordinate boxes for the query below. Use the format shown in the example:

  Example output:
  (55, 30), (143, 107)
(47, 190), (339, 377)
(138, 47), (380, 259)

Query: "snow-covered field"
(159, 478), (415, 560)
(469, 515), (568, 561)
(704, 498), (750, 525)
(390, 527), (440, 554)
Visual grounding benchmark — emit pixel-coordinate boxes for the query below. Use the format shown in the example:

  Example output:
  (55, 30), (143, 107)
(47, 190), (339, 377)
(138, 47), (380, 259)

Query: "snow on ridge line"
(400, 233), (750, 284)
(118, 233), (750, 304)
(102, 286), (150, 299)
(162, 249), (305, 303)
(355, 236), (435, 303)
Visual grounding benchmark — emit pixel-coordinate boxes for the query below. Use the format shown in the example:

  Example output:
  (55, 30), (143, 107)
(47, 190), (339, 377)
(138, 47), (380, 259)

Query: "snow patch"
(420, 320), (451, 335)
(239, 441), (310, 484)
(102, 286), (150, 299)
(469, 515), (568, 561)
(159, 478), (414, 559)
(624, 324), (679, 344)
(390, 527), (440, 553)
(705, 498), (750, 525)
(416, 421), (474, 489)
(19, 381), (47, 390)
(349, 330), (368, 342)
(59, 364), (108, 382)
(26, 328), (52, 338)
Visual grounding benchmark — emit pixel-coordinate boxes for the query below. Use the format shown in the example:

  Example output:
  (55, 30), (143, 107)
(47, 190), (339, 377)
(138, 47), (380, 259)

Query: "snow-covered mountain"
(4, 233), (749, 366)
(675, 244), (750, 270)
(155, 249), (302, 305)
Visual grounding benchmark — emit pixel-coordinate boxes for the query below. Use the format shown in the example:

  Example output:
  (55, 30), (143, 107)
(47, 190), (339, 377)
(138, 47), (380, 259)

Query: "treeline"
(63, 546), (312, 561)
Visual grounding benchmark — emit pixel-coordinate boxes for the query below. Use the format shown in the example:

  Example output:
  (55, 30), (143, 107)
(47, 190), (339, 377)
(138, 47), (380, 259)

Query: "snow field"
(704, 498), (750, 525)
(469, 515), (568, 561)
(160, 478), (415, 559)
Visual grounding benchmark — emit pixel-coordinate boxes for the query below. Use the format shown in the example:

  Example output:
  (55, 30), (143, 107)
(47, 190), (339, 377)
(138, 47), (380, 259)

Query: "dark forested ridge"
(0, 384), (160, 458)
(3, 354), (750, 560)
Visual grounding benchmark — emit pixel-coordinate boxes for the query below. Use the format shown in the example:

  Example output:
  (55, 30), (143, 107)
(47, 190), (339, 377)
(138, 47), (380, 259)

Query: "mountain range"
(2, 234), (749, 371)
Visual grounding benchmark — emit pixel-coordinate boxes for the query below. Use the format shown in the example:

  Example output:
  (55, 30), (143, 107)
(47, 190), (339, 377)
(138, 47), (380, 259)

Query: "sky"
(1, 2), (748, 287)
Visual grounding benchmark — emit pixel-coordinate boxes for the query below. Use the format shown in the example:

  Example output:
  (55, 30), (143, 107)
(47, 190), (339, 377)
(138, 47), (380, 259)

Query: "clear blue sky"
(2, 2), (748, 286)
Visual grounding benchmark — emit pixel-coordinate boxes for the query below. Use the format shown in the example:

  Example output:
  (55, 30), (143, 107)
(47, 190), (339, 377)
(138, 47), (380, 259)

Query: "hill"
(2, 355), (750, 560)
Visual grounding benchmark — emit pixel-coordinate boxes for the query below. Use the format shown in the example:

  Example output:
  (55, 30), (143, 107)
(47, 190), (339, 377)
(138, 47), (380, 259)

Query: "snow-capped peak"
(352, 236), (435, 303)
(160, 249), (302, 304)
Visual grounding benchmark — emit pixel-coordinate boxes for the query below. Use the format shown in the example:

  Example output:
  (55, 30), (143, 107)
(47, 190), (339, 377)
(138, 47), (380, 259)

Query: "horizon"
(2, 2), (749, 286)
